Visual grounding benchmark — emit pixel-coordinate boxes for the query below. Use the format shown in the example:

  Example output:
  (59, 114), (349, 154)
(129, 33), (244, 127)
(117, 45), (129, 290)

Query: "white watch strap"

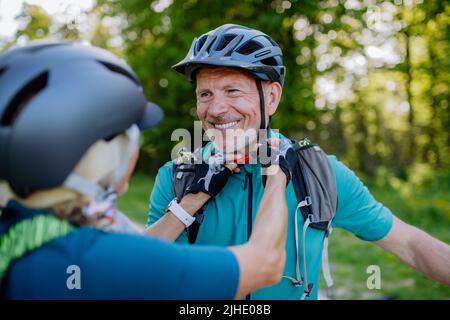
(167, 199), (195, 227)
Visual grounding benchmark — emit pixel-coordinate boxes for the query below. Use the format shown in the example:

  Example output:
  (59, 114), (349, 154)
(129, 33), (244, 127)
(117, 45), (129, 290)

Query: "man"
(0, 41), (293, 299)
(146, 24), (450, 299)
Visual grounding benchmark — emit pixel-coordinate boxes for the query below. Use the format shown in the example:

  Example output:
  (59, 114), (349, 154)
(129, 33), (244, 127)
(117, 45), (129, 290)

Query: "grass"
(320, 171), (450, 299)
(118, 171), (450, 299)
(116, 174), (154, 225)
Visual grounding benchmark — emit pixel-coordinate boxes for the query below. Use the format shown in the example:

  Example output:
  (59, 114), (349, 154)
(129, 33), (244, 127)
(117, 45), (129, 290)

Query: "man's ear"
(265, 81), (282, 116)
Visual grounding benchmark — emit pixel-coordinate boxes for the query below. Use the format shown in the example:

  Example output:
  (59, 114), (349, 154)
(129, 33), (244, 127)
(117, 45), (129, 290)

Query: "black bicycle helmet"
(172, 24), (285, 86)
(0, 41), (163, 195)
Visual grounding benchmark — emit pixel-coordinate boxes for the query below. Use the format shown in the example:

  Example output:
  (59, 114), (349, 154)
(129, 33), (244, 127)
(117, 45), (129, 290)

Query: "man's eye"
(199, 92), (210, 98)
(228, 89), (240, 94)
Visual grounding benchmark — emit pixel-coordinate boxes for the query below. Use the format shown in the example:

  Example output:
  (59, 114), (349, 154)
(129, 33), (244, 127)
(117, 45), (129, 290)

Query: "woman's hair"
(10, 133), (131, 223)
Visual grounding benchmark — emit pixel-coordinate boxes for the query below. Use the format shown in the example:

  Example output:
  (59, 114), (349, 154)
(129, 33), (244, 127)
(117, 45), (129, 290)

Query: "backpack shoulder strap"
(171, 149), (205, 244)
(291, 137), (337, 229)
(289, 137), (338, 298)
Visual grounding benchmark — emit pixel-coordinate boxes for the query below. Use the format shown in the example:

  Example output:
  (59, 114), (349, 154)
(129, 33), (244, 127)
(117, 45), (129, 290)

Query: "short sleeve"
(328, 155), (393, 241)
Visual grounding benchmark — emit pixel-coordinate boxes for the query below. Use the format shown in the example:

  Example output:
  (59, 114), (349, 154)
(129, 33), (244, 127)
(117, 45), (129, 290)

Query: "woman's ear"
(265, 81), (282, 116)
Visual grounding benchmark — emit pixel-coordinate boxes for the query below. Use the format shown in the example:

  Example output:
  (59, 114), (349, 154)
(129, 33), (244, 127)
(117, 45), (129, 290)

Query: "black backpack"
(171, 138), (337, 299)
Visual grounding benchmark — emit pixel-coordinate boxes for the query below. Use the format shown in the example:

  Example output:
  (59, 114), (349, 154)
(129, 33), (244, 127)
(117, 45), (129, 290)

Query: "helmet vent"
(196, 35), (208, 53)
(97, 60), (139, 85)
(237, 40), (263, 55)
(261, 57), (278, 66)
(216, 34), (237, 52)
(204, 36), (216, 54)
(1, 71), (48, 125)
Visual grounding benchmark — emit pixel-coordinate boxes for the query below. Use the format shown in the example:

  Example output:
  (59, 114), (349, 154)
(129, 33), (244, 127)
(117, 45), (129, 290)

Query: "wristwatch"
(165, 198), (195, 227)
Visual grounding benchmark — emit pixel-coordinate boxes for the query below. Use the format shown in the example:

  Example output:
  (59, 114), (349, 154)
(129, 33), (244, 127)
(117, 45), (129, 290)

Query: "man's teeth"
(214, 121), (238, 129)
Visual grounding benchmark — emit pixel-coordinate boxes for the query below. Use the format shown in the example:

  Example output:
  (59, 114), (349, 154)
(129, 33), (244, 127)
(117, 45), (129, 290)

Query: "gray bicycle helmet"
(172, 24), (285, 130)
(172, 24), (285, 86)
(0, 41), (163, 196)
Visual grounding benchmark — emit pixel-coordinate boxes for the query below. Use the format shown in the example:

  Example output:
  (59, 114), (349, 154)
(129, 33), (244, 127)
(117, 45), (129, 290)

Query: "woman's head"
(0, 41), (162, 215)
(13, 131), (138, 223)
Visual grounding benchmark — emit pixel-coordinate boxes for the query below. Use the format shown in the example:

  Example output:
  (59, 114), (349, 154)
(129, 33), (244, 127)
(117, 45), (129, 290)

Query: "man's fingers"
(225, 162), (239, 172)
(266, 139), (281, 154)
(266, 138), (281, 147)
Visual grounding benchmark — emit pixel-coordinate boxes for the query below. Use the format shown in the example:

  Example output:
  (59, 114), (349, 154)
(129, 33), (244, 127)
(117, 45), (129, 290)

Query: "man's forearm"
(376, 216), (450, 286)
(145, 193), (210, 241)
(409, 227), (450, 286)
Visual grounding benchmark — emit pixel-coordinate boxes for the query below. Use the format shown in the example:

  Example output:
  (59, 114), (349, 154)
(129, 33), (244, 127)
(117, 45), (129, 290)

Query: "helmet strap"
(63, 174), (112, 201)
(256, 79), (271, 148)
(63, 124), (140, 203)
(256, 79), (266, 130)
(63, 173), (117, 221)
(110, 124), (140, 190)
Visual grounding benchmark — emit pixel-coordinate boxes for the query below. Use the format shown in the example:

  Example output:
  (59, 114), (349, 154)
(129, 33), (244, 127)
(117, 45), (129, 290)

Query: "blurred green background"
(1, 0), (449, 299)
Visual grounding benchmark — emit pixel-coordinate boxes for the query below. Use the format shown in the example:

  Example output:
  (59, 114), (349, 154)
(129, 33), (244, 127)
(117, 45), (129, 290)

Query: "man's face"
(196, 67), (273, 157)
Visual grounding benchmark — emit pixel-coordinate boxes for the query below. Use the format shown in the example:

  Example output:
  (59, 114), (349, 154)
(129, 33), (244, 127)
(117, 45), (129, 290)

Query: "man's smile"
(210, 120), (240, 130)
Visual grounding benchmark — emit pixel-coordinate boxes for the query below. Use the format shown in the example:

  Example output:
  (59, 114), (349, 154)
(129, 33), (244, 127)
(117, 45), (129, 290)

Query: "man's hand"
(186, 154), (235, 197)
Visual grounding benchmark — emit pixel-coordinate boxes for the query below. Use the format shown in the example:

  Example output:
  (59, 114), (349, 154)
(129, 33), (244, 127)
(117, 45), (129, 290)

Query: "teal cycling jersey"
(146, 133), (393, 300)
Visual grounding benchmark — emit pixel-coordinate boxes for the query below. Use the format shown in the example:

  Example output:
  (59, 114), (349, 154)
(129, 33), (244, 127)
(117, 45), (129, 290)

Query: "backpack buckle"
(298, 137), (311, 147)
(298, 196), (311, 208)
(293, 278), (303, 287)
(304, 283), (314, 297)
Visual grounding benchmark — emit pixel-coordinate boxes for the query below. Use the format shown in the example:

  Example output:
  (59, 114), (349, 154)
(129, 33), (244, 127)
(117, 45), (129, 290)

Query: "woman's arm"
(229, 171), (287, 298)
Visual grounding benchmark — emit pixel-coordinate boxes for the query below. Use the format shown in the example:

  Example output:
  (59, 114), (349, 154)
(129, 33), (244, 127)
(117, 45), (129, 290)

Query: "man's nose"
(207, 96), (229, 117)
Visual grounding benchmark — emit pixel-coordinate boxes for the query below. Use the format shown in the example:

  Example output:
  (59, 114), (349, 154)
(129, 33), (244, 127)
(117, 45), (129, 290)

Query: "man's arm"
(145, 192), (209, 240)
(375, 215), (450, 286)
(145, 161), (234, 241)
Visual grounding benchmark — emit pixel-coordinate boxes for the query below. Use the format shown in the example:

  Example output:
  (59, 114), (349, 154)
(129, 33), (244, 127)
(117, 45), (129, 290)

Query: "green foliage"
(3, 0), (449, 177)
(16, 4), (53, 40)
